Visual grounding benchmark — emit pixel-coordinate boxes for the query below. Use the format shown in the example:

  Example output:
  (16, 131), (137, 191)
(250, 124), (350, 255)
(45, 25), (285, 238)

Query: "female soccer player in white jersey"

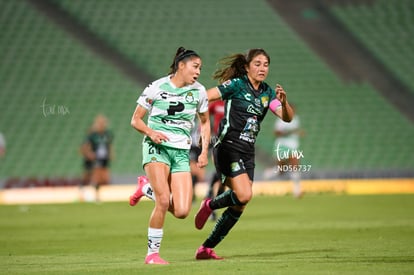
(194, 48), (294, 260)
(129, 47), (210, 264)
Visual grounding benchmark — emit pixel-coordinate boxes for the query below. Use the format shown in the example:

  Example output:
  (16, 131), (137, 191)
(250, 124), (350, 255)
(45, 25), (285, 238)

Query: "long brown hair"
(168, 47), (200, 75)
(213, 48), (270, 83)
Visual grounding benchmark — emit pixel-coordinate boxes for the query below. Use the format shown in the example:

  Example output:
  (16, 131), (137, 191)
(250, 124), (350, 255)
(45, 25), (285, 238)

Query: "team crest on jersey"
(261, 96), (269, 107)
(185, 92), (194, 103)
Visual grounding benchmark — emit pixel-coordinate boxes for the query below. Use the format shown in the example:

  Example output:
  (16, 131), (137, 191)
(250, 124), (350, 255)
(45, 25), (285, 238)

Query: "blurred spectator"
(205, 100), (225, 220)
(82, 114), (114, 202)
(0, 132), (5, 158)
(190, 121), (206, 202)
(273, 104), (305, 198)
(209, 100), (225, 138)
(79, 126), (94, 201)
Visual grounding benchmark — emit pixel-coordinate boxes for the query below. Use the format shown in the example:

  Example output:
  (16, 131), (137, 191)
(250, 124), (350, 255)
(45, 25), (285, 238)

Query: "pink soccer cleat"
(144, 253), (169, 265)
(129, 176), (149, 206)
(195, 198), (213, 230)
(195, 246), (223, 260)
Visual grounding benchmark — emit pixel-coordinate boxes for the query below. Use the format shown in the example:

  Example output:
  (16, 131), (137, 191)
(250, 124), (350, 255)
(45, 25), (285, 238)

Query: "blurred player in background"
(194, 48), (294, 260)
(129, 47), (210, 265)
(0, 132), (6, 158)
(79, 126), (93, 201)
(82, 114), (114, 202)
(189, 121), (206, 203)
(205, 99), (225, 221)
(274, 104), (305, 198)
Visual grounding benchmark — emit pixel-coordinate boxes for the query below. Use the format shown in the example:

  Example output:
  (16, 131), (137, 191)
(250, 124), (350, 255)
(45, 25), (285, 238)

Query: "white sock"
(291, 172), (301, 197)
(142, 183), (156, 201)
(147, 227), (163, 255)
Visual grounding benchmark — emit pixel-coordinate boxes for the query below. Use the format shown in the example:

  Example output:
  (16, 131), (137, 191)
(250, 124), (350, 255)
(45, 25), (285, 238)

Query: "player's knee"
(157, 195), (170, 211)
(173, 208), (190, 219)
(238, 195), (252, 205)
(235, 191), (252, 205)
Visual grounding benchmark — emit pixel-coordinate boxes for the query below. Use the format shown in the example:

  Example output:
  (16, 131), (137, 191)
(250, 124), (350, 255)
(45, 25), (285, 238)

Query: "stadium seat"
(0, 0), (412, 182)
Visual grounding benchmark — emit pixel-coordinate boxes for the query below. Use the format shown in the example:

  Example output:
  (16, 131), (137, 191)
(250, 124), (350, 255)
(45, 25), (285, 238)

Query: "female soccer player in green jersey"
(194, 48), (294, 260)
(129, 47), (210, 264)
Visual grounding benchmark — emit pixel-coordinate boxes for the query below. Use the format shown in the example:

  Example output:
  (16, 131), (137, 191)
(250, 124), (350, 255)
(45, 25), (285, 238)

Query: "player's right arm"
(131, 104), (169, 145)
(207, 87), (222, 102)
(80, 141), (95, 161)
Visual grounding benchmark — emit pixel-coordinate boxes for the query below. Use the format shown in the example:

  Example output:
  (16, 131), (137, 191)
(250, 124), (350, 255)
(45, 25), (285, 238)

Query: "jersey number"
(167, 101), (185, 115)
(148, 144), (161, 154)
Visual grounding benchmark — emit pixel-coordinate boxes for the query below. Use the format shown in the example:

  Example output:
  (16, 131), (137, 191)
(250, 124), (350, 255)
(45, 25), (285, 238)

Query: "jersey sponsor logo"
(243, 93), (252, 101)
(239, 133), (256, 143)
(161, 118), (186, 126)
(160, 91), (181, 100)
(247, 105), (262, 115)
(239, 116), (258, 143)
(167, 101), (185, 115)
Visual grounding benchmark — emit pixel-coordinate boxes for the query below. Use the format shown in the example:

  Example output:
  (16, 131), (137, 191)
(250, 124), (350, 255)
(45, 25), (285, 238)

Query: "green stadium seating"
(0, 0), (143, 179)
(331, 0), (414, 94)
(0, 0), (413, 182)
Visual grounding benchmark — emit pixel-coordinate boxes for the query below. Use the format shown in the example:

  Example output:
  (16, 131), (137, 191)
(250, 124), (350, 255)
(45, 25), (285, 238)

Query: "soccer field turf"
(1, 194), (413, 274)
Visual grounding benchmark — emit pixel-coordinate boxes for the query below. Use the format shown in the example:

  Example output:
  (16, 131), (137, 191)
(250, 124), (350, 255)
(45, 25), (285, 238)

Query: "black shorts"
(95, 159), (110, 168)
(213, 141), (255, 181)
(189, 146), (202, 162)
(83, 159), (93, 171)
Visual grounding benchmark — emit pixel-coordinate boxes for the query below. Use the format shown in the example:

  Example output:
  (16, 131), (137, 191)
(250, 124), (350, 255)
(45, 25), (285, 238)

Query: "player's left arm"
(196, 111), (211, 168)
(273, 84), (294, 122)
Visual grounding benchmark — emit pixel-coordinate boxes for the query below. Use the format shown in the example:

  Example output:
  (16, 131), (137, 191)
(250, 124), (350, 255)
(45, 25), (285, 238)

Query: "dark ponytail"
(169, 47), (200, 74)
(213, 48), (270, 83)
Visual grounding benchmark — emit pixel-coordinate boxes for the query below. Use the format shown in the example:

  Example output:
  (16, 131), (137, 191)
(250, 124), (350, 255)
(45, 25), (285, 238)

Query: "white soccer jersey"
(137, 75), (208, 149)
(274, 115), (300, 150)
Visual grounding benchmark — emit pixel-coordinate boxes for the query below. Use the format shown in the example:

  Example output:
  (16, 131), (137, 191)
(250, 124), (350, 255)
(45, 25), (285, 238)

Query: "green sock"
(209, 190), (243, 210)
(203, 207), (243, 248)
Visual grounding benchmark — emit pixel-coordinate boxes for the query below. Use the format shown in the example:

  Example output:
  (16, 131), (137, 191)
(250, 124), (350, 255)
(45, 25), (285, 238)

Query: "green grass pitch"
(1, 194), (414, 274)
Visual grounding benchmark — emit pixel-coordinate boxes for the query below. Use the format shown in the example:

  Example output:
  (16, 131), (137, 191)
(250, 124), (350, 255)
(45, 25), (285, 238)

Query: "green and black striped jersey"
(217, 75), (278, 153)
(137, 75), (208, 150)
